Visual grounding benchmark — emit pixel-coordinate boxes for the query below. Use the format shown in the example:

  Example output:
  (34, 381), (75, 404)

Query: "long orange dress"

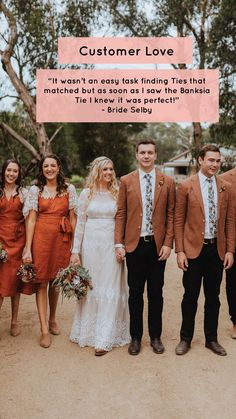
(0, 190), (27, 297)
(21, 184), (77, 294)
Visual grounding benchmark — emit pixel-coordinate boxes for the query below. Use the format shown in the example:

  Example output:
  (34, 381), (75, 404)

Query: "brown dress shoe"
(40, 333), (51, 348)
(151, 338), (165, 354)
(10, 324), (20, 337)
(205, 341), (227, 356)
(128, 339), (141, 355)
(175, 340), (190, 355)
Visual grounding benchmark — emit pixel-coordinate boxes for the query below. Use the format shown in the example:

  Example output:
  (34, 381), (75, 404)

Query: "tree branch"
(220, 69), (236, 79)
(0, 121), (41, 160)
(49, 125), (63, 144)
(0, 2), (17, 58)
(0, 1), (50, 156)
(0, 2), (37, 123)
(182, 16), (200, 44)
(45, 1), (56, 68)
(0, 94), (19, 100)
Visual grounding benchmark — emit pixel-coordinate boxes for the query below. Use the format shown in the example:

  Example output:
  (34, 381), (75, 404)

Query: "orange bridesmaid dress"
(21, 184), (77, 294)
(0, 190), (27, 297)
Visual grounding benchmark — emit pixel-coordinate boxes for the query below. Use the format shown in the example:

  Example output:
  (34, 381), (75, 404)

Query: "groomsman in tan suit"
(115, 139), (175, 355)
(175, 144), (235, 356)
(220, 167), (236, 338)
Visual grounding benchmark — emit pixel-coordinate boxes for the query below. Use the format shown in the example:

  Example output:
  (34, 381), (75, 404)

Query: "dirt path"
(1, 252), (236, 419)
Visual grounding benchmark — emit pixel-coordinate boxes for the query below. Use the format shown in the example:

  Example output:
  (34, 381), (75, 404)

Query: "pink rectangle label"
(36, 69), (219, 123)
(58, 37), (193, 64)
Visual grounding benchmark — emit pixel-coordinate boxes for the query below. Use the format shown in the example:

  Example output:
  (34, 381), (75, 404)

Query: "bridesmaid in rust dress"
(22, 154), (77, 348)
(0, 159), (27, 337)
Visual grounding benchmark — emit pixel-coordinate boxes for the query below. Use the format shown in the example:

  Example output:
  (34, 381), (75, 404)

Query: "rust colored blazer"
(220, 167), (236, 247)
(174, 174), (235, 260)
(115, 169), (175, 253)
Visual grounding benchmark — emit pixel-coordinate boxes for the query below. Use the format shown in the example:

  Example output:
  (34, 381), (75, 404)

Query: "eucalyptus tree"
(0, 0), (98, 166)
(98, 0), (236, 149)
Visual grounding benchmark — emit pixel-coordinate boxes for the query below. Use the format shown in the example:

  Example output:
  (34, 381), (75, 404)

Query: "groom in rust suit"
(115, 139), (175, 355)
(175, 144), (235, 356)
(220, 166), (236, 338)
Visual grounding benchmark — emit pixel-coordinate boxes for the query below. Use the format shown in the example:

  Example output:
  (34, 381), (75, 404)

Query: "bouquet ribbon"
(59, 216), (72, 242)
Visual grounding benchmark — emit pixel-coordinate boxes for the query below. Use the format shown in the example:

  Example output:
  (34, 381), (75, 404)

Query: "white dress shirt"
(139, 168), (156, 237)
(198, 171), (218, 239)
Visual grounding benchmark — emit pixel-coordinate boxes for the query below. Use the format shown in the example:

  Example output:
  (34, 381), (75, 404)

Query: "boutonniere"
(157, 178), (164, 188)
(219, 185), (226, 193)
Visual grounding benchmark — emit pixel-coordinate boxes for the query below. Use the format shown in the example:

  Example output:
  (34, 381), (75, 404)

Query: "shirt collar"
(198, 171), (216, 183)
(139, 168), (155, 179)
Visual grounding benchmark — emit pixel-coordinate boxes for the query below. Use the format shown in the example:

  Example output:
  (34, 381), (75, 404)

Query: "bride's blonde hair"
(86, 156), (118, 200)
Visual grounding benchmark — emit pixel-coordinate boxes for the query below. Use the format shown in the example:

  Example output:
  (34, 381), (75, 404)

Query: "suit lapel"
(216, 176), (224, 220)
(191, 174), (205, 215)
(132, 170), (142, 206)
(153, 169), (164, 210)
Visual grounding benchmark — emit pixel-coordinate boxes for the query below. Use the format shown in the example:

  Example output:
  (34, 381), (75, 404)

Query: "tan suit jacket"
(115, 169), (175, 253)
(220, 167), (236, 247)
(174, 174), (235, 260)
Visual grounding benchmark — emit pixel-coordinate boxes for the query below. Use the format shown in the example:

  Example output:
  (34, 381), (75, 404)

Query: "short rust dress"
(0, 189), (27, 297)
(21, 184), (77, 294)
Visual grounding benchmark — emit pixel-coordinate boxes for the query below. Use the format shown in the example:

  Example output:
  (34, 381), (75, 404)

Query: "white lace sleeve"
(18, 187), (28, 204)
(23, 185), (39, 218)
(72, 188), (89, 254)
(68, 184), (78, 214)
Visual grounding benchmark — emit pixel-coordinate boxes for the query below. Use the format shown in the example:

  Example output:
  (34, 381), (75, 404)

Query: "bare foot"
(49, 321), (60, 335)
(10, 323), (20, 337)
(40, 333), (51, 348)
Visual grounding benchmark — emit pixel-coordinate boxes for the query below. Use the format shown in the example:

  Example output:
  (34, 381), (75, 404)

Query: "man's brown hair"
(136, 139), (157, 152)
(198, 144), (221, 161)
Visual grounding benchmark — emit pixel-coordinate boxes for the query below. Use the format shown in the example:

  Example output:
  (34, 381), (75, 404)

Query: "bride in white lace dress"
(70, 157), (130, 356)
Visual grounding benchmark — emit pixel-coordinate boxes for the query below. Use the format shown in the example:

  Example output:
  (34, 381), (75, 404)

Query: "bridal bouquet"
(17, 263), (36, 283)
(53, 265), (93, 301)
(0, 241), (8, 263)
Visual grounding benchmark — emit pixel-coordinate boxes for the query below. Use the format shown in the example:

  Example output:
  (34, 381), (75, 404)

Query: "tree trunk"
(0, 1), (51, 158)
(192, 122), (202, 148)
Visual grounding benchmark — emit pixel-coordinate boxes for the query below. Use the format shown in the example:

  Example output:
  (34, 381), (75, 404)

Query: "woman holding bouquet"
(70, 156), (130, 356)
(22, 154), (77, 348)
(0, 159), (27, 337)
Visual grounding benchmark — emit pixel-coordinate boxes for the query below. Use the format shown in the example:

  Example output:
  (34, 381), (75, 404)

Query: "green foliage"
(220, 155), (236, 173)
(1, 0), (235, 171)
(61, 0), (102, 37)
(70, 122), (145, 177)
(210, 117), (236, 148)
(99, 0), (236, 145)
(70, 174), (84, 188)
(1, 0), (99, 92)
(0, 0), (146, 175)
(209, 0), (236, 74)
(208, 0), (236, 145)
(0, 109), (35, 172)
(102, 0), (167, 37)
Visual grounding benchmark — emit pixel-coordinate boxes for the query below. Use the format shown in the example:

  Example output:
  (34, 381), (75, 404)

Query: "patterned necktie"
(144, 173), (153, 234)
(206, 177), (217, 236)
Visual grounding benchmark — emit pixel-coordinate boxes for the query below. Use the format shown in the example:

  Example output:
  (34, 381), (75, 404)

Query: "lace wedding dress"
(70, 189), (130, 351)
